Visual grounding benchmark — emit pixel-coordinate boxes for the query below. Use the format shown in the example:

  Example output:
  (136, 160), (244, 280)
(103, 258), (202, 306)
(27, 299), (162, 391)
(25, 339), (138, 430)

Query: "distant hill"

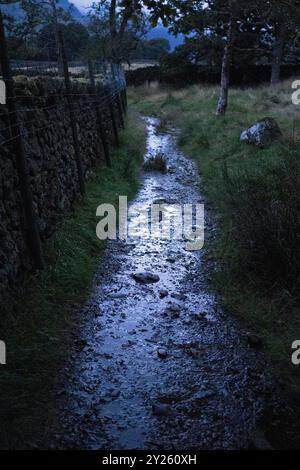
(1, 1), (82, 21)
(146, 26), (185, 51)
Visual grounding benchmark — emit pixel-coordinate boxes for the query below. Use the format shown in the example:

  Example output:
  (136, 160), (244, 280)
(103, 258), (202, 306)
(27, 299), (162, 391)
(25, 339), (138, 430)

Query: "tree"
(133, 37), (170, 60)
(267, 0), (300, 84)
(144, 0), (300, 113)
(89, 1), (148, 63)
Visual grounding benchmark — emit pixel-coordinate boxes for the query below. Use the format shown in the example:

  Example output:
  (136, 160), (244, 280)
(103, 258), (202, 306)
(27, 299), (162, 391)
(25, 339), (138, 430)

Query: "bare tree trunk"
(109, 0), (117, 62)
(50, 0), (63, 75)
(271, 22), (285, 85)
(216, 19), (235, 116)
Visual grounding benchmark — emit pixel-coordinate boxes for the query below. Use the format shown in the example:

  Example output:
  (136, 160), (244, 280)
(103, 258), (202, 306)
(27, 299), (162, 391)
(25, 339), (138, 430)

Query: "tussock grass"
(0, 110), (146, 449)
(129, 81), (300, 394)
(143, 152), (167, 173)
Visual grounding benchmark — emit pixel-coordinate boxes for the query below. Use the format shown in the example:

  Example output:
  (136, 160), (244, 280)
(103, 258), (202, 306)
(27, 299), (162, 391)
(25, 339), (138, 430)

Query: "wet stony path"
(51, 118), (271, 450)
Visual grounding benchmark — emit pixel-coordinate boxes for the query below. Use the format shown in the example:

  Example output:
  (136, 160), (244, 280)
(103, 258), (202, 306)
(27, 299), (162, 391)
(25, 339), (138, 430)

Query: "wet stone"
(159, 289), (169, 298)
(152, 403), (172, 417)
(193, 312), (207, 321)
(157, 348), (168, 359)
(131, 272), (160, 284)
(165, 303), (181, 318)
(192, 390), (215, 402)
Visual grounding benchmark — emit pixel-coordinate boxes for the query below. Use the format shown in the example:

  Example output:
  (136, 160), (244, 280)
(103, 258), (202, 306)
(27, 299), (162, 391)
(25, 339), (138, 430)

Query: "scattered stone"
(165, 303), (181, 318)
(193, 312), (207, 321)
(131, 272), (160, 284)
(152, 403), (172, 417)
(171, 293), (187, 301)
(240, 117), (282, 148)
(192, 390), (215, 402)
(186, 348), (199, 358)
(157, 348), (168, 359)
(159, 289), (169, 299)
(247, 333), (263, 348)
(103, 352), (113, 359)
(110, 292), (127, 299)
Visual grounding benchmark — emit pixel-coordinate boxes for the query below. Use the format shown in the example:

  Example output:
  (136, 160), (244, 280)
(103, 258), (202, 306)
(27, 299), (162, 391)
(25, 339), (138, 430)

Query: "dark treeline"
(2, 0), (170, 62)
(2, 0), (300, 114)
(126, 64), (300, 88)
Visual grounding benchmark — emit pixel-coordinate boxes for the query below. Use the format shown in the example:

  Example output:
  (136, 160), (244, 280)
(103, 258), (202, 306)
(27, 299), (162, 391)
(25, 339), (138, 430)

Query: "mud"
(49, 118), (273, 450)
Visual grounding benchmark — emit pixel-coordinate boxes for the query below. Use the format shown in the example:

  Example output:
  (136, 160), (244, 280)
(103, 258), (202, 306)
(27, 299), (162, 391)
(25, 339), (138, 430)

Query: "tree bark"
(51, 0), (63, 75)
(216, 19), (235, 116)
(271, 21), (285, 85)
(109, 0), (117, 61)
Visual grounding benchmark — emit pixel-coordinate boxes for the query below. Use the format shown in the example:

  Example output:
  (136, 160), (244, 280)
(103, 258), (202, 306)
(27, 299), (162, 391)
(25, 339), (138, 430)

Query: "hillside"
(1, 0), (82, 21)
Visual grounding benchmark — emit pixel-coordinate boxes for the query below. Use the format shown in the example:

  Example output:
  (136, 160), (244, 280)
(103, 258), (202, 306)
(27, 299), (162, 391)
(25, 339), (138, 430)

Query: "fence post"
(58, 30), (85, 196)
(88, 60), (112, 168)
(102, 62), (120, 146)
(0, 9), (44, 269)
(118, 65), (127, 114)
(109, 91), (120, 147)
(111, 63), (125, 129)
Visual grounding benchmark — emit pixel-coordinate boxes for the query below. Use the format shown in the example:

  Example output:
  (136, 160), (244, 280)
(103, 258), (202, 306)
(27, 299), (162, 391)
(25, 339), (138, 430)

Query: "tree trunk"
(109, 0), (118, 62)
(50, 0), (63, 75)
(271, 22), (285, 85)
(216, 19), (235, 116)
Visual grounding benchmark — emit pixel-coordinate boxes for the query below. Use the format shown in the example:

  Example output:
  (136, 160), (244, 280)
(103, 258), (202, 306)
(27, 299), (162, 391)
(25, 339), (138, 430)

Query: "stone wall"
(0, 77), (123, 302)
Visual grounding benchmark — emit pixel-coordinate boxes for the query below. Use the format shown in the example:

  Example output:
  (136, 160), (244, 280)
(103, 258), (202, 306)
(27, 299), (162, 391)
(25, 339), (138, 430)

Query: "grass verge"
(0, 110), (146, 449)
(129, 82), (300, 446)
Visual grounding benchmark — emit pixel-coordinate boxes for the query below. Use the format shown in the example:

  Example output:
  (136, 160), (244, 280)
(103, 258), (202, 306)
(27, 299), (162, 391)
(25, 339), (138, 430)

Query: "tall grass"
(129, 81), (300, 389)
(0, 110), (146, 449)
(223, 149), (300, 291)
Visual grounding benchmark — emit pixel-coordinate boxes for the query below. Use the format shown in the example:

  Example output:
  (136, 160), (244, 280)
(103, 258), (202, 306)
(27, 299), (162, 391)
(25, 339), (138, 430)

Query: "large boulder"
(240, 117), (282, 148)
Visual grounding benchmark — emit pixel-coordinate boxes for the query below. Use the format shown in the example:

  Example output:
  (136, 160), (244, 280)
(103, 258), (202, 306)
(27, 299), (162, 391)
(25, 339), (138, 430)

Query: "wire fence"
(0, 60), (126, 147)
(0, 29), (128, 270)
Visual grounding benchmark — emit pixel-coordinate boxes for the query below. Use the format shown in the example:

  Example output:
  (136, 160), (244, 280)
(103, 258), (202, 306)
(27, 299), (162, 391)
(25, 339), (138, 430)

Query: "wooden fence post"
(111, 63), (125, 129)
(118, 64), (127, 114)
(88, 60), (112, 167)
(0, 9), (44, 269)
(58, 30), (85, 196)
(109, 92), (120, 147)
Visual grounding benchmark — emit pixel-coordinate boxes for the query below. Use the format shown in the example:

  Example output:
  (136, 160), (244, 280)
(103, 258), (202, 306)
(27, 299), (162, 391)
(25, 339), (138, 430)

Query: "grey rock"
(131, 272), (160, 284)
(240, 117), (282, 148)
(159, 289), (169, 298)
(157, 348), (168, 359)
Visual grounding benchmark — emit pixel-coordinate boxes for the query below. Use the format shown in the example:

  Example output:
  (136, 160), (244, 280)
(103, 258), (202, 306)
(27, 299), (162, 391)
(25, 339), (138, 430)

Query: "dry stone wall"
(0, 77), (123, 302)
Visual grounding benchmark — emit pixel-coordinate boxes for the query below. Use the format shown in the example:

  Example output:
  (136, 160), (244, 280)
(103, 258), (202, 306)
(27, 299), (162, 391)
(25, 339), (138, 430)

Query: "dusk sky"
(72, 0), (92, 12)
